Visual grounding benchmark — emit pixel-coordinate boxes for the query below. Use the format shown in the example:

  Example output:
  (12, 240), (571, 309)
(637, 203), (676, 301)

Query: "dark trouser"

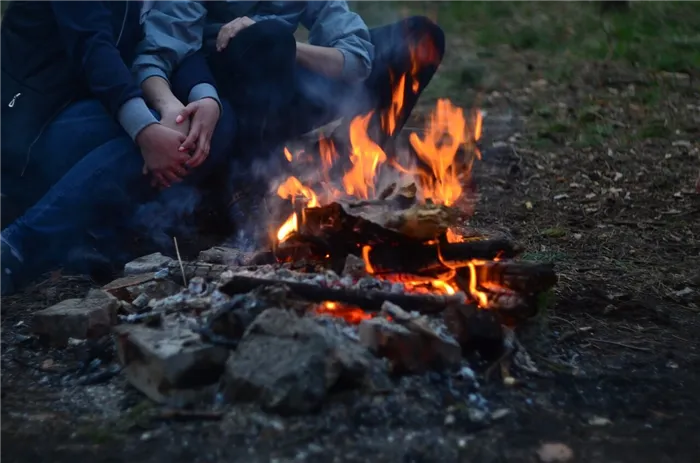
(208, 15), (445, 155)
(1, 99), (236, 283)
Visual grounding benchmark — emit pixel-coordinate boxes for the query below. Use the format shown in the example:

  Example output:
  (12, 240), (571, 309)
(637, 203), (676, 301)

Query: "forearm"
(295, 42), (345, 78)
(141, 76), (182, 114)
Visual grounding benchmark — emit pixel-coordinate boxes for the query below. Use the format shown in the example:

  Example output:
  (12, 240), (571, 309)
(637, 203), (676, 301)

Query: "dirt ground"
(2, 2), (700, 462)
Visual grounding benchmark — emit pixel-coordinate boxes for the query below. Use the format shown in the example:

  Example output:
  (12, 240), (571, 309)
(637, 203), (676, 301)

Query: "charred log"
(219, 275), (472, 315)
(454, 261), (557, 294)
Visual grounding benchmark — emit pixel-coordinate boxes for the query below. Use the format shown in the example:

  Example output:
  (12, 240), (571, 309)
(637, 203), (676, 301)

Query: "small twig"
(173, 236), (187, 287)
(589, 338), (652, 352)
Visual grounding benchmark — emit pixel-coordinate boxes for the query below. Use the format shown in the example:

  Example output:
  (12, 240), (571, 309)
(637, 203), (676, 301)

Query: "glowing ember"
(317, 301), (372, 324)
(284, 147), (293, 162)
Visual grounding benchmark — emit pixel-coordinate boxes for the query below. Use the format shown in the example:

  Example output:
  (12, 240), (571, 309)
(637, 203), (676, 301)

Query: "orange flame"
(382, 71), (407, 136)
(467, 260), (489, 308)
(283, 147), (293, 162)
(342, 112), (387, 199)
(275, 176), (320, 242)
(409, 99), (466, 206)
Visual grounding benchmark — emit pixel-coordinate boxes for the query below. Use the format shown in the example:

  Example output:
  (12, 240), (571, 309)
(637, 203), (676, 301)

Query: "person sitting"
(139, 1), (444, 246)
(202, 1), (444, 151)
(0, 1), (236, 296)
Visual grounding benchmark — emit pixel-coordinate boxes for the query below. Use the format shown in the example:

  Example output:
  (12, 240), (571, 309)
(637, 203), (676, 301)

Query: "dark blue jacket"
(1, 1), (217, 166)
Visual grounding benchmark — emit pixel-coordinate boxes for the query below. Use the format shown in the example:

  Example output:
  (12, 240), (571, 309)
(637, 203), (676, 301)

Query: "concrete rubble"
(123, 252), (174, 276)
(33, 289), (118, 346)
(224, 308), (388, 414)
(30, 245), (507, 414)
(114, 323), (229, 407)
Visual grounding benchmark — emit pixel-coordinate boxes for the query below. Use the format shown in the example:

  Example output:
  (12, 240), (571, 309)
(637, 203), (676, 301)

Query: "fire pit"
(30, 94), (558, 414)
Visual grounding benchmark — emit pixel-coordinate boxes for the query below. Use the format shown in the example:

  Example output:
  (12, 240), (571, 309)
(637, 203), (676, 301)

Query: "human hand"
(217, 16), (256, 51)
(136, 124), (190, 189)
(158, 101), (190, 137)
(176, 98), (221, 169)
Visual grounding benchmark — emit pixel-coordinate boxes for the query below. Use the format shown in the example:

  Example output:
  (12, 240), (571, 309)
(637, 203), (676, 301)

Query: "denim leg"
(2, 135), (147, 277)
(2, 100), (124, 226)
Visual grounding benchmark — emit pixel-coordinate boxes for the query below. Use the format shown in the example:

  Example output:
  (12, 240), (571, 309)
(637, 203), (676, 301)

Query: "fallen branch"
(219, 274), (472, 315)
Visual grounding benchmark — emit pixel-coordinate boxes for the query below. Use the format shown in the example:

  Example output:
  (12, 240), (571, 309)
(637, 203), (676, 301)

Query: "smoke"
(130, 183), (203, 254)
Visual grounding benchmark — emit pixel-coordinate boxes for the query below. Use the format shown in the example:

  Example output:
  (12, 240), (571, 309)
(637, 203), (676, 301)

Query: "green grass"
(352, 1), (700, 72)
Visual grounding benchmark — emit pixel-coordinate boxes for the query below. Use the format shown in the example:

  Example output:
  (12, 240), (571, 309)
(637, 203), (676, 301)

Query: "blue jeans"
(1, 98), (236, 278)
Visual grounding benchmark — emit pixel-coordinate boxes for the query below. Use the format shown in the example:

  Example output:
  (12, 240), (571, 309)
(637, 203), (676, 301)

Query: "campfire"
(29, 48), (558, 412)
(239, 93), (557, 326)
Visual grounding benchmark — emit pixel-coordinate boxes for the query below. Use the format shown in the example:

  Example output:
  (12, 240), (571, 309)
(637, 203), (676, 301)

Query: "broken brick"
(224, 309), (385, 414)
(124, 253), (173, 276)
(103, 274), (181, 303)
(33, 289), (118, 346)
(114, 324), (230, 406)
(360, 303), (462, 374)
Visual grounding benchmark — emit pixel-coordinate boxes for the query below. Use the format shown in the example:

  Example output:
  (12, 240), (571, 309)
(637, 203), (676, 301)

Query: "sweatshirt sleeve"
(301, 1), (374, 83)
(170, 51), (223, 113)
(132, 0), (207, 86)
(51, 1), (157, 140)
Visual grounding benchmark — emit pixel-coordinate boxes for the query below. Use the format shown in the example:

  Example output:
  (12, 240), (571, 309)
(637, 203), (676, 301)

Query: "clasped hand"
(139, 98), (221, 189)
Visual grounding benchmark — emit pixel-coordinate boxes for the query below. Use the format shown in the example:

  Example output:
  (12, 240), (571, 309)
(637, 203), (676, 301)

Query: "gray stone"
(224, 309), (385, 414)
(360, 306), (462, 374)
(114, 324), (230, 407)
(33, 290), (118, 346)
(124, 253), (173, 276)
(341, 254), (368, 279)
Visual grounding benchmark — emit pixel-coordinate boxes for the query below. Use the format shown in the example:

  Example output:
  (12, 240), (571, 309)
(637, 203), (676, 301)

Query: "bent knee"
(230, 19), (296, 60)
(209, 100), (237, 158)
(405, 16), (446, 64)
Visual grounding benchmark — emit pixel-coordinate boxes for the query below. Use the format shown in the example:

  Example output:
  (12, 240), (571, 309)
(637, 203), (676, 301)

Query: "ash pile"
(30, 238), (556, 415)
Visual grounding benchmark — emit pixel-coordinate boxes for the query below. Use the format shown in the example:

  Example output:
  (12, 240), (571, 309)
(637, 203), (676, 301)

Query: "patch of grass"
(352, 1), (700, 72)
(540, 227), (568, 238)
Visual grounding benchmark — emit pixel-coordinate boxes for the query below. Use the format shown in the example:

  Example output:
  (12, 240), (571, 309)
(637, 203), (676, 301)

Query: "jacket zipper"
(21, 2), (131, 177)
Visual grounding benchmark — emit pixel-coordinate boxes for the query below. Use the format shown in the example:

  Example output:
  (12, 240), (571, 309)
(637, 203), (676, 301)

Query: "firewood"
(301, 198), (461, 243)
(360, 239), (521, 276)
(454, 261), (557, 294)
(218, 274), (472, 315)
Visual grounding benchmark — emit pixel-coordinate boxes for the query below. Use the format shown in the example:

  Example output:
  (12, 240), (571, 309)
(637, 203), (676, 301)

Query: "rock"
(536, 443), (574, 462)
(114, 324), (229, 407)
(341, 254), (368, 279)
(124, 253), (173, 276)
(359, 302), (462, 373)
(198, 246), (250, 266)
(359, 315), (461, 374)
(33, 290), (118, 346)
(444, 306), (503, 360)
(103, 274), (182, 303)
(223, 308), (385, 414)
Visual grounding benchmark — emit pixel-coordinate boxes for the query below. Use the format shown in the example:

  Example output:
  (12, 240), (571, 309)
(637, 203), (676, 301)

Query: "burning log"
(454, 261), (557, 294)
(218, 274), (471, 315)
(301, 199), (462, 243)
(363, 239), (522, 276)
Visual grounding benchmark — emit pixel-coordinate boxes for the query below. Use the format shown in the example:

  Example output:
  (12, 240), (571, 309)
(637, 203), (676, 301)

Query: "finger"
(163, 170), (183, 184)
(180, 125), (201, 152)
(187, 134), (211, 168)
(154, 172), (170, 189)
(176, 103), (197, 124)
(229, 22), (244, 39)
(217, 27), (233, 51)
